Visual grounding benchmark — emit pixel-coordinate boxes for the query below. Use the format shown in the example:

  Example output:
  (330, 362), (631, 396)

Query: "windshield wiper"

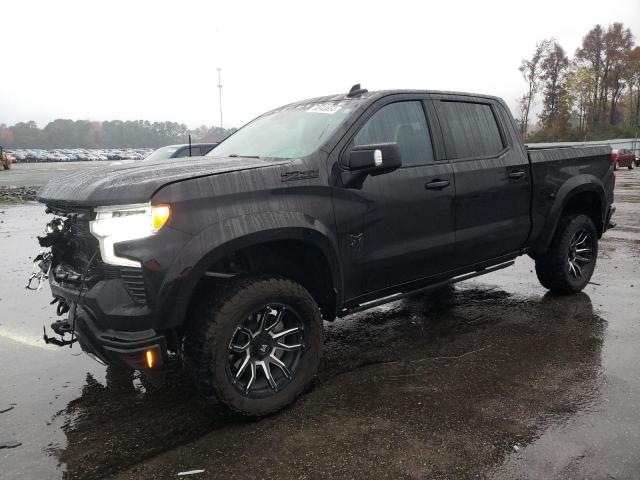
(228, 154), (261, 159)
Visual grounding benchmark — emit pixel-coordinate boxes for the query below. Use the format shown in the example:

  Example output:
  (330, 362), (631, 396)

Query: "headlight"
(90, 203), (171, 267)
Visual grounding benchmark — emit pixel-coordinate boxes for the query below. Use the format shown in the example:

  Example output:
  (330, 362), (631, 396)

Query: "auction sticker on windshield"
(307, 103), (343, 114)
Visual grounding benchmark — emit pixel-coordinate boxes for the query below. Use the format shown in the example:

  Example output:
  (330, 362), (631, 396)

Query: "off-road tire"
(184, 275), (323, 416)
(535, 214), (598, 294)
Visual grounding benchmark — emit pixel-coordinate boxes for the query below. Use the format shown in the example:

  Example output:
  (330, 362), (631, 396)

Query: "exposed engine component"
(26, 251), (53, 291)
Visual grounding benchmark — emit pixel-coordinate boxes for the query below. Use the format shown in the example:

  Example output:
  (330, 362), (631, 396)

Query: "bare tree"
(628, 47), (640, 127)
(539, 40), (570, 130)
(603, 23), (634, 124)
(515, 95), (529, 135)
(575, 25), (605, 127)
(566, 68), (597, 135)
(519, 40), (551, 138)
(576, 23), (634, 127)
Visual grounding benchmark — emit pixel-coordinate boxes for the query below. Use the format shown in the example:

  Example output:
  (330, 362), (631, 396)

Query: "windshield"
(208, 102), (354, 159)
(143, 146), (179, 162)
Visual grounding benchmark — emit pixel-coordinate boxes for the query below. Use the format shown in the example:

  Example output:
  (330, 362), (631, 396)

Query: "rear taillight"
(612, 152), (618, 162)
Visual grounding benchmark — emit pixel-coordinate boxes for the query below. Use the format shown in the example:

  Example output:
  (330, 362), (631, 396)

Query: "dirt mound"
(0, 186), (38, 203)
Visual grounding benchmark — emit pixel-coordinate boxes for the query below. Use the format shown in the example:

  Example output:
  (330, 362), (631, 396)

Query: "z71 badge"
(281, 170), (319, 182)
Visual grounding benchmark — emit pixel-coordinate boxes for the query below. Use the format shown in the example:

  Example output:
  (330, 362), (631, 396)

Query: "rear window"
(436, 101), (504, 159)
(177, 146), (201, 157)
(143, 146), (180, 162)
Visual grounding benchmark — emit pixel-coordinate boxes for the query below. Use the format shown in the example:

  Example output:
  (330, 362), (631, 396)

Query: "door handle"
(425, 179), (450, 190)
(508, 170), (526, 179)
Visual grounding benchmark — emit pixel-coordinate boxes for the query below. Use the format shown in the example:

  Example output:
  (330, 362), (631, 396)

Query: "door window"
(436, 101), (505, 159)
(354, 101), (434, 166)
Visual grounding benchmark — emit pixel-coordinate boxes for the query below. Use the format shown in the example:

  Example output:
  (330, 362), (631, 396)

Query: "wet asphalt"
(0, 169), (639, 479)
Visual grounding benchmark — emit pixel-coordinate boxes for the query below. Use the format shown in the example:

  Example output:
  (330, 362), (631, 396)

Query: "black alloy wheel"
(226, 304), (305, 397)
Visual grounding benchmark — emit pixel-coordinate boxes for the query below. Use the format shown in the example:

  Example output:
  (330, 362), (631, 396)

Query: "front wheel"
(184, 276), (323, 416)
(535, 214), (598, 294)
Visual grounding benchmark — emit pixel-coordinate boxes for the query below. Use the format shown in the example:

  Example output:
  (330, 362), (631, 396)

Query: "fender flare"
(533, 175), (606, 256)
(155, 211), (343, 329)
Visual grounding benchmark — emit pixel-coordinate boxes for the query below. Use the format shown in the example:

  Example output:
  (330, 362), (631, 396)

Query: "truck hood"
(37, 156), (289, 207)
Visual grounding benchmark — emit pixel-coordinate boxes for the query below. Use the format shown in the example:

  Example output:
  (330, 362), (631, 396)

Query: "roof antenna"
(347, 83), (368, 98)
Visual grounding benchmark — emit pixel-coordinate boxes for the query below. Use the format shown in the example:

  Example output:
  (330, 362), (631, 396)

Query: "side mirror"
(348, 143), (402, 174)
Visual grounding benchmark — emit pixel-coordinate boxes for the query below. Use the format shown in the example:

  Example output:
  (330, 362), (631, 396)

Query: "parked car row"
(5, 148), (154, 163)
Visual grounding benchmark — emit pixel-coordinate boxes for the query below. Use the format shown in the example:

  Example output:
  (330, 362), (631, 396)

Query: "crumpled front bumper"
(49, 273), (167, 369)
(72, 305), (167, 369)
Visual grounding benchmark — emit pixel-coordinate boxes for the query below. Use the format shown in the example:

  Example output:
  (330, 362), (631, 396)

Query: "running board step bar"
(343, 260), (515, 316)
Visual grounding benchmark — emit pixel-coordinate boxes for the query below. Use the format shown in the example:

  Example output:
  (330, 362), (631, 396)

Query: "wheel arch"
(156, 212), (343, 331)
(533, 175), (606, 257)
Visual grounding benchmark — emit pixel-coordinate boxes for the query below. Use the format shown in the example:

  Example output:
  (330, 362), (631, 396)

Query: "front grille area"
(120, 267), (147, 304)
(46, 204), (147, 305)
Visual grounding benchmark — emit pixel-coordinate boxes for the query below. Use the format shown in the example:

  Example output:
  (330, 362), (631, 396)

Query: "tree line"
(0, 119), (237, 149)
(518, 22), (640, 142)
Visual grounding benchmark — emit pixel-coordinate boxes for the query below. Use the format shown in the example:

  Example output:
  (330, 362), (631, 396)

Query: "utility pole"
(217, 68), (223, 129)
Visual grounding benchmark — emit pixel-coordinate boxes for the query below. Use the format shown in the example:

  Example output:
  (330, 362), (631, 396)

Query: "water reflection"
(52, 287), (605, 479)
(52, 363), (238, 480)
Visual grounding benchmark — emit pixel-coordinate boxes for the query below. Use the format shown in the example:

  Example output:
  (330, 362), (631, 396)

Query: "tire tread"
(185, 275), (322, 416)
(535, 214), (597, 294)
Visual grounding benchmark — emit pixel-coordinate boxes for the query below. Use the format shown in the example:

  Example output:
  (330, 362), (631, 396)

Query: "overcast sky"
(1, 0), (638, 129)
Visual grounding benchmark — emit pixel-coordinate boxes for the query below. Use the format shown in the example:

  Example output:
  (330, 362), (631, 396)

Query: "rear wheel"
(614, 162), (619, 171)
(629, 162), (635, 170)
(535, 214), (598, 294)
(184, 276), (323, 416)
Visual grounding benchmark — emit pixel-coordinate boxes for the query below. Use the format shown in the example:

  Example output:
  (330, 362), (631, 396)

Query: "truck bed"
(526, 145), (613, 253)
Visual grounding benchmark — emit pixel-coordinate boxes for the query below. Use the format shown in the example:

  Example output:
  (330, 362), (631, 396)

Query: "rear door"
(335, 97), (456, 300)
(433, 97), (531, 266)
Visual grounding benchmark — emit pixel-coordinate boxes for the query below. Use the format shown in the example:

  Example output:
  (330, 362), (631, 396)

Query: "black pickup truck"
(34, 85), (615, 415)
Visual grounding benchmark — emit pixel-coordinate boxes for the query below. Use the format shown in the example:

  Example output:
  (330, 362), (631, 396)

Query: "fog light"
(145, 349), (156, 368)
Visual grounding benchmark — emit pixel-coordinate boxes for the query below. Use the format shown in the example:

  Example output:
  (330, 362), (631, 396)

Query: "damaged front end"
(29, 209), (99, 347)
(28, 205), (166, 369)
(26, 251), (53, 291)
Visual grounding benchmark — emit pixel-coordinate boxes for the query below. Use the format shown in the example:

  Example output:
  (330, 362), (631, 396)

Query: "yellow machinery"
(1, 146), (11, 170)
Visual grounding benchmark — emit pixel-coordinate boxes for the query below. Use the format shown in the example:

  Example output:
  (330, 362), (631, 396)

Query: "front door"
(334, 98), (456, 301)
